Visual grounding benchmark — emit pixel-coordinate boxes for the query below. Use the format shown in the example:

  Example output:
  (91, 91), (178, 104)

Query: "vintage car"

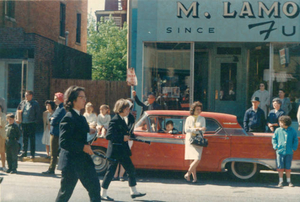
(91, 110), (300, 180)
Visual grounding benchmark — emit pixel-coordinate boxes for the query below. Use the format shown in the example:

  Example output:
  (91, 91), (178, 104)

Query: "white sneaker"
(2, 167), (7, 172)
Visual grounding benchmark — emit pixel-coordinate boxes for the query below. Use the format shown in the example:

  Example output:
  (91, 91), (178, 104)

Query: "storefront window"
(271, 43), (300, 120)
(143, 43), (191, 110)
(220, 63), (237, 101)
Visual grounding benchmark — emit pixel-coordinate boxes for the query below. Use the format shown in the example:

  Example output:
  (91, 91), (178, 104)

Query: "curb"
(19, 156), (51, 163)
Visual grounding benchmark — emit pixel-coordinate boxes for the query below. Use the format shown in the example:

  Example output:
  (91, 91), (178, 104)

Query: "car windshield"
(134, 114), (149, 132)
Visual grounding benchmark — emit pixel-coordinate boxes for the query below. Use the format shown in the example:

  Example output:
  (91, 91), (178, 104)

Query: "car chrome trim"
(223, 122), (238, 125)
(135, 136), (185, 145)
(221, 158), (277, 171)
(222, 158), (300, 172)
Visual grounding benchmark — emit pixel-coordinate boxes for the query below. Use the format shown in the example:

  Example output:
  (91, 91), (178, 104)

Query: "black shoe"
(42, 170), (55, 175)
(10, 170), (17, 174)
(18, 152), (27, 158)
(6, 169), (12, 173)
(131, 193), (146, 199)
(101, 196), (114, 201)
(0, 177), (3, 184)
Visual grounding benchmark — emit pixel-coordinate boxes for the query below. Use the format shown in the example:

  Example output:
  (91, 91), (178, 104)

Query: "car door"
(131, 115), (186, 170)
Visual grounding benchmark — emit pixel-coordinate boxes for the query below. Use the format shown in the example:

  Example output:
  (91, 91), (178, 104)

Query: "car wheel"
(229, 161), (258, 180)
(91, 148), (108, 175)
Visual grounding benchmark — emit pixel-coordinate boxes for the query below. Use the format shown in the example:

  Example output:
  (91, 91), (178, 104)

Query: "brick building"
(95, 0), (127, 27)
(0, 0), (91, 116)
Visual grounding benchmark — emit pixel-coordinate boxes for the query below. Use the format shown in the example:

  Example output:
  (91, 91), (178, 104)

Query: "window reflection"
(220, 63), (237, 101)
(144, 43), (191, 110)
(272, 43), (300, 120)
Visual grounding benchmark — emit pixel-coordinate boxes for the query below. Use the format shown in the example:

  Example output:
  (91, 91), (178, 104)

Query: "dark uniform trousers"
(6, 140), (19, 170)
(49, 135), (59, 171)
(21, 123), (36, 156)
(102, 154), (137, 189)
(55, 158), (101, 202)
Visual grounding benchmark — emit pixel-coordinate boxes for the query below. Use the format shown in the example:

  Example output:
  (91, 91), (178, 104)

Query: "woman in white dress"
(42, 100), (55, 157)
(184, 101), (206, 183)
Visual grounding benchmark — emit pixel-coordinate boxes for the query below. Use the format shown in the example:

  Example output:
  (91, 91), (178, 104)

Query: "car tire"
(91, 147), (109, 175)
(228, 161), (258, 181)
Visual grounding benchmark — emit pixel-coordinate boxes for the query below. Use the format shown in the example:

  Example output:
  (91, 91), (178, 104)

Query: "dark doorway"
(194, 50), (209, 111)
(7, 64), (23, 108)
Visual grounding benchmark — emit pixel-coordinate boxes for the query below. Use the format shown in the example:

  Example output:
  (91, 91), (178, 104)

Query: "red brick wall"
(1, 0), (87, 53)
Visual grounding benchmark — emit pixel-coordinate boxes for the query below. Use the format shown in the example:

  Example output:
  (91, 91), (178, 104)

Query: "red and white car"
(91, 110), (300, 180)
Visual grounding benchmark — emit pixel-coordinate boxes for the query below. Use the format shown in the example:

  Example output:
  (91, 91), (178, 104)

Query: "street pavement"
(1, 131), (300, 202)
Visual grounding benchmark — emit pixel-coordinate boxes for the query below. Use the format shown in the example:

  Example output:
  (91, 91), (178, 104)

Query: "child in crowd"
(84, 102), (98, 134)
(5, 113), (21, 174)
(272, 116), (298, 187)
(97, 105), (111, 138)
(164, 120), (179, 134)
(83, 102), (97, 126)
(0, 105), (7, 172)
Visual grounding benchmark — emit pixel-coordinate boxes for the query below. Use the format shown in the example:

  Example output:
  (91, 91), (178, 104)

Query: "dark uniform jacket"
(57, 109), (92, 171)
(5, 123), (21, 145)
(106, 113), (135, 159)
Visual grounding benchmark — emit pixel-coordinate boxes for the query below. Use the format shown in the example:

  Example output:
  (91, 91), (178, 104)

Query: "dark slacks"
(102, 155), (137, 189)
(21, 123), (36, 157)
(49, 135), (59, 171)
(55, 162), (101, 202)
(6, 140), (19, 170)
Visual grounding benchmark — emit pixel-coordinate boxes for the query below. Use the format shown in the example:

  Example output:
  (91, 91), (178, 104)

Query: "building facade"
(95, 0), (127, 27)
(0, 0), (91, 113)
(129, 0), (300, 122)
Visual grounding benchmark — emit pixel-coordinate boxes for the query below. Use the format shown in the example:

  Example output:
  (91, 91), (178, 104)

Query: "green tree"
(87, 15), (127, 80)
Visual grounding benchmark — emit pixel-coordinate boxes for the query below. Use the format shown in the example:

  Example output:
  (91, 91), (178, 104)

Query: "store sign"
(279, 48), (290, 66)
(167, 1), (298, 40)
(126, 68), (138, 86)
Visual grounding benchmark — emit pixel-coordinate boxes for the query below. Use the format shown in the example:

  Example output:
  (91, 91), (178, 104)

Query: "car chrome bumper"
(221, 158), (300, 172)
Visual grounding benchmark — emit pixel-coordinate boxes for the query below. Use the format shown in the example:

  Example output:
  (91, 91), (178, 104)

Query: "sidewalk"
(18, 127), (51, 163)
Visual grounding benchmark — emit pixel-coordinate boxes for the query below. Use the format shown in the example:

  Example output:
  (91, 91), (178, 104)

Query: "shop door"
(213, 57), (246, 120)
(7, 63), (27, 109)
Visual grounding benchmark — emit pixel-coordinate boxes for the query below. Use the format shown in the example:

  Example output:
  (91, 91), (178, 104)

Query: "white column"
(26, 59), (35, 91)
(0, 61), (6, 99)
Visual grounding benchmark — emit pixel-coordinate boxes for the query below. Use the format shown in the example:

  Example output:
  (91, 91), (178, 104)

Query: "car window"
(134, 115), (149, 132)
(148, 116), (185, 134)
(149, 116), (159, 132)
(205, 118), (221, 132)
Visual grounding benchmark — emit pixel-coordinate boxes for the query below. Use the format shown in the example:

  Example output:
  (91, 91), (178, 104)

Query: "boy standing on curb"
(5, 114), (21, 174)
(272, 115), (299, 187)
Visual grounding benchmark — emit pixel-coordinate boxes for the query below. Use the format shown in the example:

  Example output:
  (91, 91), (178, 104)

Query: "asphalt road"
(0, 131), (300, 202)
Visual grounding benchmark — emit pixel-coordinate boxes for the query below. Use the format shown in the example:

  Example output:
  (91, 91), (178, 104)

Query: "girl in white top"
(97, 105), (111, 137)
(184, 101), (206, 183)
(83, 102), (97, 126)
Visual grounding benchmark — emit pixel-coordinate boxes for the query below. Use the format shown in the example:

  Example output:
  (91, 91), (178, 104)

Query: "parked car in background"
(91, 110), (300, 180)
